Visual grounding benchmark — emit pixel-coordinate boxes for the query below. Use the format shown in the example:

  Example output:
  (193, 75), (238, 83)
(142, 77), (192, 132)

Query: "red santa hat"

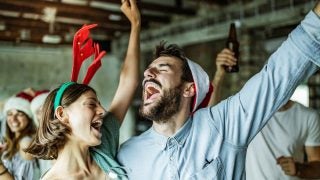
(187, 59), (214, 113)
(3, 92), (33, 119)
(31, 90), (49, 125)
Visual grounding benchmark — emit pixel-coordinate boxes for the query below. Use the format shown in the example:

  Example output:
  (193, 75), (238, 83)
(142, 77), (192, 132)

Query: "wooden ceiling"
(0, 0), (258, 45)
(0, 0), (203, 45)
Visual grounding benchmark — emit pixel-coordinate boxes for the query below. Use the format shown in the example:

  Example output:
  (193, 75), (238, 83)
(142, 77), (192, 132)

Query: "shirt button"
(170, 156), (174, 161)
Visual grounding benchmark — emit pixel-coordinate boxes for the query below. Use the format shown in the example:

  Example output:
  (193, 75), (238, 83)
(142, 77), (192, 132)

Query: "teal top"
(90, 112), (128, 179)
(41, 112), (127, 179)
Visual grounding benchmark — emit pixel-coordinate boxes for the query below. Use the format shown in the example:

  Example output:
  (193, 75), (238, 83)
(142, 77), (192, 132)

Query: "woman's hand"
(120, 0), (141, 27)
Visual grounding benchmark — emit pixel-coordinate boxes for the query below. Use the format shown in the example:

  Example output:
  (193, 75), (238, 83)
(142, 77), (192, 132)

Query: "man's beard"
(139, 84), (182, 123)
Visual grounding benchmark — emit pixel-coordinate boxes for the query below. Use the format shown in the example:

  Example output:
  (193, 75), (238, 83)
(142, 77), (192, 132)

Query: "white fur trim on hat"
(3, 96), (33, 119)
(187, 58), (210, 113)
(31, 92), (49, 125)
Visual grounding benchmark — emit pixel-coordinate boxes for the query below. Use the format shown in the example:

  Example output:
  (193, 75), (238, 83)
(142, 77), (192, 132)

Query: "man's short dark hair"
(154, 41), (193, 82)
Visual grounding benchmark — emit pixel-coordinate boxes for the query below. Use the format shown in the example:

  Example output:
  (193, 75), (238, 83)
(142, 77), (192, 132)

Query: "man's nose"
(144, 67), (157, 78)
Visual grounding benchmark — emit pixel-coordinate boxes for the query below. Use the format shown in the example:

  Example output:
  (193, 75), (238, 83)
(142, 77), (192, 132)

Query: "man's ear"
(54, 106), (69, 124)
(183, 82), (195, 98)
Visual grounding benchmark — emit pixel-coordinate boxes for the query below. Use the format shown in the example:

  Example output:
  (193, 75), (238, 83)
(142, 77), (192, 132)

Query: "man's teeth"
(147, 83), (157, 88)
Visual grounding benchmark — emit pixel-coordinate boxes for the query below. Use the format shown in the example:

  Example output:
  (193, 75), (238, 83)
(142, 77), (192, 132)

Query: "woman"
(25, 0), (140, 179)
(0, 91), (40, 180)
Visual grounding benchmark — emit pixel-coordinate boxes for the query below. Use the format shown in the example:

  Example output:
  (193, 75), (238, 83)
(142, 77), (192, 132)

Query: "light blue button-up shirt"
(117, 11), (320, 180)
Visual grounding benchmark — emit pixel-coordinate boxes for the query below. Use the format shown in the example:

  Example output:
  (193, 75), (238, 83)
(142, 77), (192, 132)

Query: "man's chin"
(143, 97), (159, 105)
(142, 100), (157, 110)
(139, 106), (155, 120)
(140, 108), (151, 117)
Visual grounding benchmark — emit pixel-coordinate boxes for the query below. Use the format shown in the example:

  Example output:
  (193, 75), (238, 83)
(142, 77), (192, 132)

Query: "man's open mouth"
(145, 82), (160, 100)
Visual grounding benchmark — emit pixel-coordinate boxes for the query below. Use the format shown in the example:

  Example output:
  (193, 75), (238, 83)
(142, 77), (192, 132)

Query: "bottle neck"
(228, 23), (237, 40)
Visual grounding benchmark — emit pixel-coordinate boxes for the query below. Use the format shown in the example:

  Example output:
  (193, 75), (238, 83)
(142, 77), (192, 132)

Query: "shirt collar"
(150, 117), (192, 150)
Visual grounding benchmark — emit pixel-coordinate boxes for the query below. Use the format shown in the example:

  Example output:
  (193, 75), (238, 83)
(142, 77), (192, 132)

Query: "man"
(248, 100), (320, 179)
(210, 48), (320, 179)
(117, 2), (320, 179)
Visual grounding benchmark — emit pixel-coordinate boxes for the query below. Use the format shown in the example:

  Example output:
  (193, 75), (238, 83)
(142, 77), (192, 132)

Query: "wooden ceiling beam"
(0, 14), (129, 33)
(0, 14), (124, 43)
(0, 0), (170, 23)
(0, 1), (150, 38)
(95, 0), (195, 15)
(0, 30), (63, 44)
(0, 2), (36, 13)
(0, 25), (114, 45)
(0, 2), (130, 26)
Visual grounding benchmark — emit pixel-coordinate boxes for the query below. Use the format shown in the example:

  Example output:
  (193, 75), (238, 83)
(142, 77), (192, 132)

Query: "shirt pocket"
(188, 157), (224, 180)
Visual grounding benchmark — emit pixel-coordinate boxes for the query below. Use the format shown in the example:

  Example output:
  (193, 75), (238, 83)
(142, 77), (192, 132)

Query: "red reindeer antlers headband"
(54, 24), (106, 110)
(71, 24), (106, 84)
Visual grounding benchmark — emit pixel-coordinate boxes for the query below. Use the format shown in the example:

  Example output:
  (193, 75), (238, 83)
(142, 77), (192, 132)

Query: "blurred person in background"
(0, 89), (40, 180)
(30, 90), (52, 176)
(31, 90), (49, 127)
(0, 101), (5, 136)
